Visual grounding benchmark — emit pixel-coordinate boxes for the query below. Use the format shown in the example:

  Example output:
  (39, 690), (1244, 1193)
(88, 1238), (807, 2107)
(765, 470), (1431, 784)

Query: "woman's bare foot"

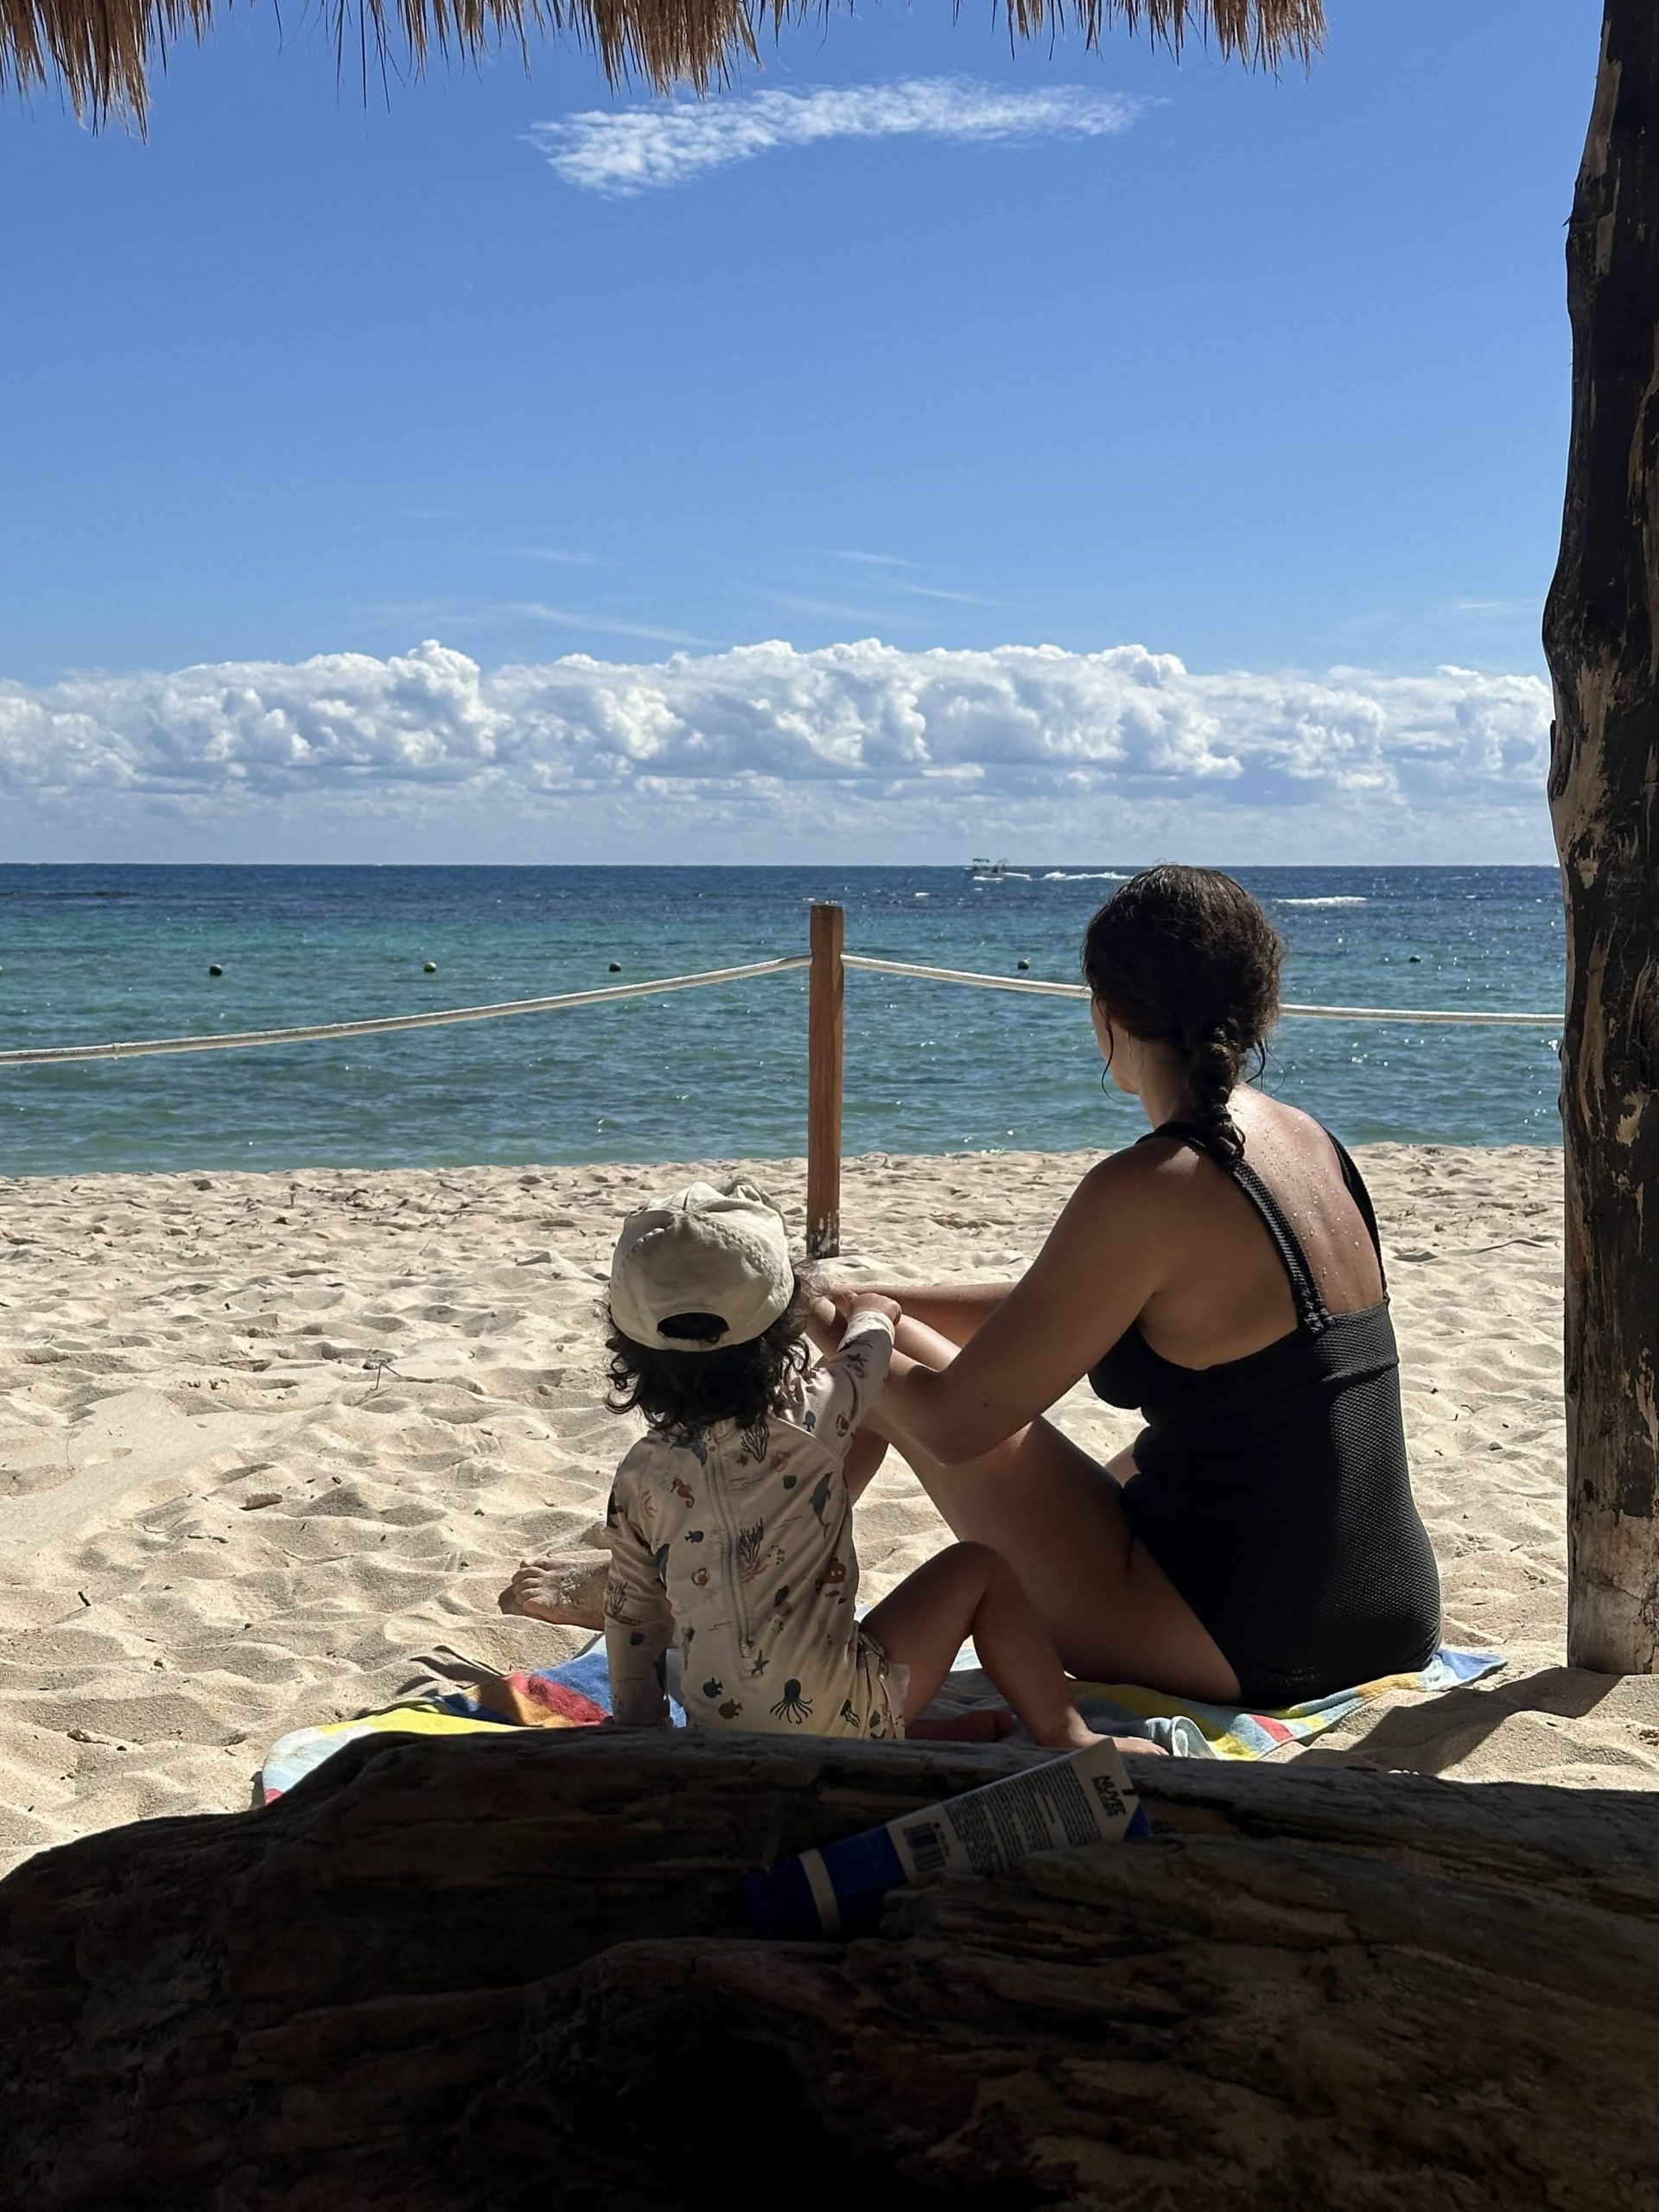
(497, 1554), (607, 1629)
(1033, 1707), (1174, 1758)
(1036, 1707), (1108, 1754)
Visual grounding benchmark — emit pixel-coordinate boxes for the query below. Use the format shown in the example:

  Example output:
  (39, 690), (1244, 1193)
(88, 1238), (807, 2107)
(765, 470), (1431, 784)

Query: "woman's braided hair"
(1081, 865), (1283, 1162)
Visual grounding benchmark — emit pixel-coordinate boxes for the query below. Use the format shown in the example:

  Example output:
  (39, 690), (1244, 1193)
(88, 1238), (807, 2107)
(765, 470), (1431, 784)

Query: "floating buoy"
(1016, 958), (1031, 971)
(607, 962), (622, 973)
(1408, 954), (1422, 963)
(207, 963), (224, 977)
(423, 961), (438, 974)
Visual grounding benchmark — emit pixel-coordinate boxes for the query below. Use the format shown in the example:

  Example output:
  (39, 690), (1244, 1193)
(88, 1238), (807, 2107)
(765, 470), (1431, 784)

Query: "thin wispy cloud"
(765, 593), (925, 629)
(894, 582), (1001, 607)
(527, 79), (1148, 199)
(827, 550), (920, 570)
(372, 598), (715, 649)
(506, 602), (715, 648)
(1440, 595), (1541, 620)
(1332, 594), (1545, 642)
(462, 545), (601, 567)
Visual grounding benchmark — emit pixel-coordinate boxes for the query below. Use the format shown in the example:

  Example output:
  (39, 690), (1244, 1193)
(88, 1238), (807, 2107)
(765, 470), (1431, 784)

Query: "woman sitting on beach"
(827, 863), (1442, 1709)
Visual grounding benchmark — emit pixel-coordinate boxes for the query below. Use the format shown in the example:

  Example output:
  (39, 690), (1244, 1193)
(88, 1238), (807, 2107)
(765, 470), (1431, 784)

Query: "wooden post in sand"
(1545, 0), (1659, 1673)
(807, 903), (844, 1260)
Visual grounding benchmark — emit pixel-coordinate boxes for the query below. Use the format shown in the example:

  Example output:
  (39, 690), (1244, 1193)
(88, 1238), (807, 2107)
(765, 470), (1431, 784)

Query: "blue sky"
(0, 0), (1600, 862)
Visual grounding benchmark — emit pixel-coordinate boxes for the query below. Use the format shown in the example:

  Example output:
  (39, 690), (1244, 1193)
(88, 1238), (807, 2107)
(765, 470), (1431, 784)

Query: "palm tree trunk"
(1544, 0), (1659, 1672)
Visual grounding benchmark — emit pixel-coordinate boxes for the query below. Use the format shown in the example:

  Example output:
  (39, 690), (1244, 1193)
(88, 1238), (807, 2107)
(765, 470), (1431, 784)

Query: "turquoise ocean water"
(0, 866), (1562, 1176)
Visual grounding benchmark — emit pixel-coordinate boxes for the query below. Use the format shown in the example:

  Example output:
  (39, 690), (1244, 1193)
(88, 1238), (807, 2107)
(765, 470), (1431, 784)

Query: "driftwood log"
(3, 1729), (1659, 2210)
(1545, 0), (1659, 1670)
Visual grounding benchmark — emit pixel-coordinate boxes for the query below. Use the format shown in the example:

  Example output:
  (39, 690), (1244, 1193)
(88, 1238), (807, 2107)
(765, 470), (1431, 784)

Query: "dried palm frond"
(1, 0), (1324, 130)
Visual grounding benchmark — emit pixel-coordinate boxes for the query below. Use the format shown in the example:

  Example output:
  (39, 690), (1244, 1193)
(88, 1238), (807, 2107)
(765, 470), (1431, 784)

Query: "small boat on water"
(967, 858), (1031, 880)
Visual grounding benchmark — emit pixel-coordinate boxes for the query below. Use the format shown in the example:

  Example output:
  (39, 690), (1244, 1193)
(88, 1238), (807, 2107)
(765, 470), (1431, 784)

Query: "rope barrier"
(0, 956), (810, 1067)
(0, 943), (1560, 1070)
(842, 955), (1559, 1027)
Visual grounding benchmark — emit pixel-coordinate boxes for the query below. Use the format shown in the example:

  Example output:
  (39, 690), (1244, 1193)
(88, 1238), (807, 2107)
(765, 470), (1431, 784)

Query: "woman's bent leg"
(868, 1319), (1242, 1703)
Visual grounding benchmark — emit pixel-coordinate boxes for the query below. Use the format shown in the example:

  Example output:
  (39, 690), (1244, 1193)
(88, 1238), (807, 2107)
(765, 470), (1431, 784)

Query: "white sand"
(1, 1143), (1653, 1877)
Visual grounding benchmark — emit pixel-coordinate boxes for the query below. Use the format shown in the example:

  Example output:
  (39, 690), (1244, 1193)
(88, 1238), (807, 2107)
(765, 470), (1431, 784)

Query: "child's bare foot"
(498, 1555), (607, 1629)
(906, 1708), (1018, 1743)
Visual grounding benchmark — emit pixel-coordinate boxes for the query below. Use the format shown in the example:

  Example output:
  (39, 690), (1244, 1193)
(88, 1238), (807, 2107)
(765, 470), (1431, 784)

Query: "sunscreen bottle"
(744, 1738), (1148, 1939)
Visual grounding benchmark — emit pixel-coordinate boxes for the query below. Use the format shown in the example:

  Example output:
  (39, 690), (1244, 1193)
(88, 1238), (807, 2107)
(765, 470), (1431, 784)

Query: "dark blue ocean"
(0, 866), (1562, 1175)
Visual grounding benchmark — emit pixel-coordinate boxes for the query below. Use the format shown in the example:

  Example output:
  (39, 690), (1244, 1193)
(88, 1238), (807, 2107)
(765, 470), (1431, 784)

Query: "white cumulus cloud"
(0, 638), (1554, 861)
(527, 79), (1147, 197)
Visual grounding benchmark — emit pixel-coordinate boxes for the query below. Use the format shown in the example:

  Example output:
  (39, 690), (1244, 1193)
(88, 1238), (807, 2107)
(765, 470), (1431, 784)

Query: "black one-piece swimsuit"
(1089, 1120), (1442, 1708)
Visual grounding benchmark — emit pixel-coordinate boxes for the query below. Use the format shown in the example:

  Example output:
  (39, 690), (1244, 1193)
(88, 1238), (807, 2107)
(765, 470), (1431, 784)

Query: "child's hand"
(849, 1291), (902, 1325)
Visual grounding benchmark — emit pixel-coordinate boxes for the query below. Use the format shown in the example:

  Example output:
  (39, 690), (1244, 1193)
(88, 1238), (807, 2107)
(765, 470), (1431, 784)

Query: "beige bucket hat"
(608, 1179), (795, 1351)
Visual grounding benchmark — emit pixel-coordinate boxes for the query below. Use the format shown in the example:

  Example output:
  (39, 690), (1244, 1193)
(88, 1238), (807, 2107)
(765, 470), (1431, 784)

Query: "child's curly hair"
(604, 1270), (818, 1445)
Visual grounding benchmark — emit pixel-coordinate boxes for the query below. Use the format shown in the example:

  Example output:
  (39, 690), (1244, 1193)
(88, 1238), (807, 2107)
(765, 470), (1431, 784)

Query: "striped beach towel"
(259, 1637), (1503, 1799)
(1069, 1644), (1503, 1758)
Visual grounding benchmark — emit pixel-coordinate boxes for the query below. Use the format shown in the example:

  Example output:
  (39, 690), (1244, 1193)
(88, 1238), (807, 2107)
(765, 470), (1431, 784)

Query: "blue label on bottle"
(744, 1821), (907, 1937)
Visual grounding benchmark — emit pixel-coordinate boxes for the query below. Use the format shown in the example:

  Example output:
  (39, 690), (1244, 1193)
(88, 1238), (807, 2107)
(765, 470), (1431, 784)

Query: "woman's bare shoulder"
(1231, 1089), (1345, 1174)
(1070, 1136), (1204, 1217)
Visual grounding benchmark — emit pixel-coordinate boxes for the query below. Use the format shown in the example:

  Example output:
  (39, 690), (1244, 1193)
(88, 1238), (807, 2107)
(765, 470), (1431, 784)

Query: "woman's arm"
(826, 1281), (1011, 1348)
(887, 1155), (1167, 1465)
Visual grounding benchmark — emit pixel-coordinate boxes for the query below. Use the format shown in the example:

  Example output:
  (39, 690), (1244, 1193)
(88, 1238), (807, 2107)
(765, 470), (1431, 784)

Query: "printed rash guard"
(604, 1307), (906, 1739)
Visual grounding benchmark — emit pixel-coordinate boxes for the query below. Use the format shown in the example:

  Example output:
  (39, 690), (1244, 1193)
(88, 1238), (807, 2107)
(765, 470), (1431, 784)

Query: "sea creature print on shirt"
(671, 1476), (696, 1504)
(808, 1473), (833, 1527)
(737, 1520), (766, 1581)
(770, 1679), (813, 1725)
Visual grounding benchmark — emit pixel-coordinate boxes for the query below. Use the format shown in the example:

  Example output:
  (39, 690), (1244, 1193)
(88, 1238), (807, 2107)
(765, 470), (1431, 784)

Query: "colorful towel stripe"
(1067, 1644), (1504, 1760)
(259, 1639), (1503, 1799)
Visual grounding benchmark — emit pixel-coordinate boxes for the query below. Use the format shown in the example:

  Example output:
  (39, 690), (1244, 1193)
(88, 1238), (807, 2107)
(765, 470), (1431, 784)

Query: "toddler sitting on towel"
(567, 1178), (1103, 1746)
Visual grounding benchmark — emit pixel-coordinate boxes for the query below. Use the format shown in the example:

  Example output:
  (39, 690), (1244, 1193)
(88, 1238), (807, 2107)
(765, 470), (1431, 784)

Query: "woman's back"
(1090, 1106), (1441, 1707)
(1125, 1089), (1387, 1374)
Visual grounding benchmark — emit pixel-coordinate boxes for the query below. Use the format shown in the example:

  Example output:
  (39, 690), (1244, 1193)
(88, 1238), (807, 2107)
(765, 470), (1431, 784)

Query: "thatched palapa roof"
(3, 0), (1324, 129)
